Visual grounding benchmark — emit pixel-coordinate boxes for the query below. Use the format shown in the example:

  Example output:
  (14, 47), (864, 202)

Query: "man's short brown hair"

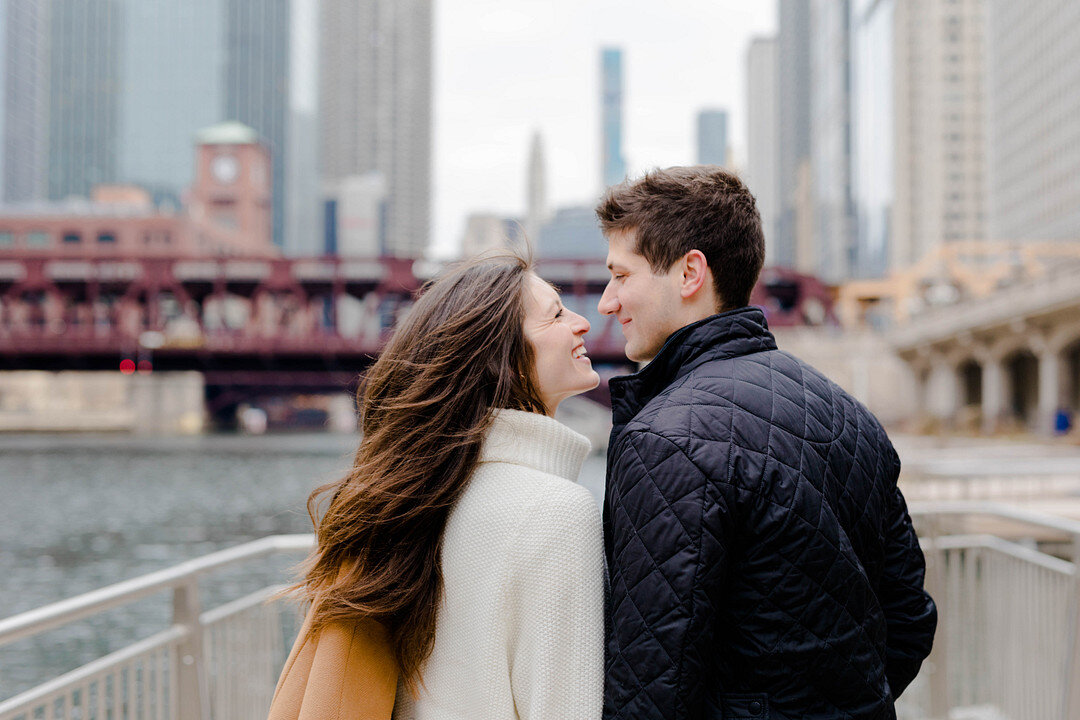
(595, 166), (766, 310)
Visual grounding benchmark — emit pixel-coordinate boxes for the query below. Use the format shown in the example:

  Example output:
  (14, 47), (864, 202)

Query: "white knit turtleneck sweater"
(392, 409), (604, 720)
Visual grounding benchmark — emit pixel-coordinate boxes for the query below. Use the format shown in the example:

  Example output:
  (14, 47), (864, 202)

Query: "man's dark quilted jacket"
(603, 307), (937, 720)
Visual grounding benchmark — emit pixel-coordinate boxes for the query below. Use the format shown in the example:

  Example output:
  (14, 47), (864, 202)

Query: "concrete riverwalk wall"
(0, 371), (204, 433)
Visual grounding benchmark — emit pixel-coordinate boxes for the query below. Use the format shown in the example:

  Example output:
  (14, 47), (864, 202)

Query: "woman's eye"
(555, 309), (564, 319)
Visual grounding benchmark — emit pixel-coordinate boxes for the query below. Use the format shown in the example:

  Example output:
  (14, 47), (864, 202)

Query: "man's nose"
(598, 283), (618, 315)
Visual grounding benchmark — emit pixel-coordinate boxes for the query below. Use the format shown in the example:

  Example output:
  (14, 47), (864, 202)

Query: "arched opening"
(956, 359), (983, 433)
(959, 359), (982, 407)
(1063, 339), (1080, 425)
(1004, 349), (1039, 430)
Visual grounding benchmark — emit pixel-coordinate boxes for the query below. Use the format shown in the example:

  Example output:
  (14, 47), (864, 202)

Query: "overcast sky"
(431, 1), (777, 257)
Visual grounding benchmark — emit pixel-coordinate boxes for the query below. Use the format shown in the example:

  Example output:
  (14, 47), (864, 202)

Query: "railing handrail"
(4, 504), (1077, 649)
(909, 500), (1080, 539)
(926, 533), (1077, 575)
(0, 624), (187, 717)
(0, 533), (313, 648)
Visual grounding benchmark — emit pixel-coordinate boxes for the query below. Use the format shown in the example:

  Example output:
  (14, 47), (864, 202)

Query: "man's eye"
(555, 309), (564, 319)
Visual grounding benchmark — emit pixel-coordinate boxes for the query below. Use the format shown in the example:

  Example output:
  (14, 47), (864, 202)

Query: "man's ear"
(679, 249), (710, 300)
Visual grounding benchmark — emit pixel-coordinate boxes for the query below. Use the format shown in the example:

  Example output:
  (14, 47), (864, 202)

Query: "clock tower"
(188, 121), (274, 255)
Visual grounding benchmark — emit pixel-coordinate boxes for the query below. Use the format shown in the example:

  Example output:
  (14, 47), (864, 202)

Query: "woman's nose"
(571, 311), (590, 334)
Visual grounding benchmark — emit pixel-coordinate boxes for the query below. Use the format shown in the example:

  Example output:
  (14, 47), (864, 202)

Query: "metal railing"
(4, 504), (1080, 720)
(0, 534), (313, 720)
(902, 502), (1080, 720)
(900, 466), (1080, 504)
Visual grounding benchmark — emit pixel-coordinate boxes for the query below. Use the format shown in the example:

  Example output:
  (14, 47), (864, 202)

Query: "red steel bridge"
(0, 253), (833, 412)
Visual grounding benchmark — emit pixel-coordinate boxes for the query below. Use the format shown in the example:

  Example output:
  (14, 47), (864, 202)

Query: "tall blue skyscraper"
(224, 0), (291, 249)
(696, 109), (728, 166)
(47, 0), (124, 201)
(1, 0), (52, 203)
(600, 48), (626, 189)
(120, 0), (225, 208)
(851, 0), (893, 278)
(1, 0), (300, 251)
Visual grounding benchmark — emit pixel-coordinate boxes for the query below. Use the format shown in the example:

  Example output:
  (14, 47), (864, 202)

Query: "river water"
(0, 432), (607, 701)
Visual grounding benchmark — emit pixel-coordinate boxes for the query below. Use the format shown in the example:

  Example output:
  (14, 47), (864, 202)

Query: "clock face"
(211, 154), (239, 184)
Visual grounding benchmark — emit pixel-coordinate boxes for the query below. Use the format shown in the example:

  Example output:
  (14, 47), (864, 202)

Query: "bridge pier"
(0, 371), (205, 434)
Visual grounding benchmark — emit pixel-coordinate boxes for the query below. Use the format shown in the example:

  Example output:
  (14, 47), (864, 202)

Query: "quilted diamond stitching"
(604, 309), (930, 719)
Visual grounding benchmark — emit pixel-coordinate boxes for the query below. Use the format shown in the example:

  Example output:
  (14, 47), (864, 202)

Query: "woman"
(275, 253), (604, 720)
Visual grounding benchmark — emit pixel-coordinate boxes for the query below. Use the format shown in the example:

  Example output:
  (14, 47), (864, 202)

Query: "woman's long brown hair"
(292, 253), (548, 695)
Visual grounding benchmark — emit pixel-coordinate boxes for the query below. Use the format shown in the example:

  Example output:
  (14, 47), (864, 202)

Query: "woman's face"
(522, 273), (600, 415)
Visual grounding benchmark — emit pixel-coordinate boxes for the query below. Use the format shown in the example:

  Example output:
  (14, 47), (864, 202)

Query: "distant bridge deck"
(0, 253), (837, 373)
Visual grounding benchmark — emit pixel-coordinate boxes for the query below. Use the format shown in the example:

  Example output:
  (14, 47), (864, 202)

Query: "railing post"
(1063, 536), (1080, 720)
(924, 518), (951, 719)
(173, 579), (210, 720)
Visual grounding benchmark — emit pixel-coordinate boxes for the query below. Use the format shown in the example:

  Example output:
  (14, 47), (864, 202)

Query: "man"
(596, 167), (936, 720)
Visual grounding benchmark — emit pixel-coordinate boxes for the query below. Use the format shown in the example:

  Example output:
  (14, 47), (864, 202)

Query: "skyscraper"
(986, 0), (1080, 241)
(1, 0), (51, 203)
(696, 110), (728, 167)
(223, 0), (291, 249)
(809, 0), (855, 283)
(600, 47), (627, 189)
(892, 0), (987, 270)
(746, 37), (780, 267)
(850, 0), (894, 278)
(320, 0), (433, 257)
(3, 0), (309, 254)
(120, 0), (225, 208)
(47, 0), (124, 201)
(777, 0), (812, 271)
(525, 131), (549, 245)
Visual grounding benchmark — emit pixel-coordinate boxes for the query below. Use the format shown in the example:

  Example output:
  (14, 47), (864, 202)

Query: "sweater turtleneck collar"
(479, 408), (591, 481)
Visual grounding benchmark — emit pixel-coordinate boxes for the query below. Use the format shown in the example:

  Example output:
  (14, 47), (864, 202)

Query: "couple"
(270, 167), (937, 720)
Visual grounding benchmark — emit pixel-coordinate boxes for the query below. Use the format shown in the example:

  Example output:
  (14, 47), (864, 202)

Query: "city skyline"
(432, 1), (776, 257)
(0, 1), (775, 260)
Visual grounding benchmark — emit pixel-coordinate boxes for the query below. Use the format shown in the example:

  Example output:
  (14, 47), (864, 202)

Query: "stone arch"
(957, 357), (983, 407)
(1003, 347), (1040, 430)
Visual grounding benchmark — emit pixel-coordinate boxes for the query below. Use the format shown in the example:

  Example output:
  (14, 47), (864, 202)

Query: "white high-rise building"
(333, 173), (385, 257)
(320, 0), (432, 257)
(892, 0), (987, 270)
(809, 0), (855, 283)
(746, 37), (780, 267)
(525, 131), (549, 245)
(986, 0), (1080, 241)
(777, 0), (812, 270)
(462, 213), (512, 258)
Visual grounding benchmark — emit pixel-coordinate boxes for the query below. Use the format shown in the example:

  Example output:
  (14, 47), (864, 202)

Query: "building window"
(27, 231), (50, 247)
(97, 232), (117, 243)
(63, 232), (81, 244)
(0, 231), (13, 247)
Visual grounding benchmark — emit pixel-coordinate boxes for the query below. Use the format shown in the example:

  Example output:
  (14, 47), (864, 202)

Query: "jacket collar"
(479, 408), (591, 481)
(609, 306), (777, 427)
